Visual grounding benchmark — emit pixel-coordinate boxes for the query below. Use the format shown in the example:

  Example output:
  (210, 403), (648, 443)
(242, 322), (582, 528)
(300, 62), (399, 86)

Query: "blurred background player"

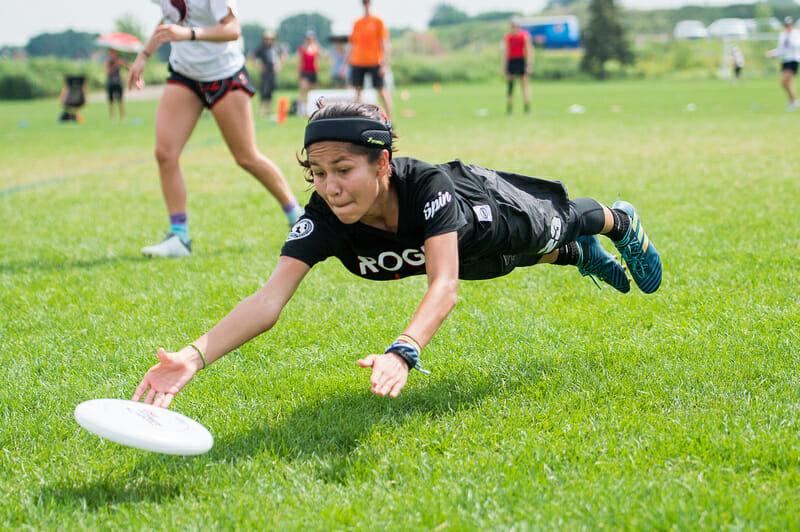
(105, 49), (131, 121)
(58, 74), (86, 122)
(248, 29), (282, 119)
(348, 0), (393, 120)
(731, 44), (744, 84)
(329, 35), (350, 88)
(129, 0), (304, 258)
(296, 30), (321, 117)
(504, 17), (534, 114)
(766, 17), (800, 111)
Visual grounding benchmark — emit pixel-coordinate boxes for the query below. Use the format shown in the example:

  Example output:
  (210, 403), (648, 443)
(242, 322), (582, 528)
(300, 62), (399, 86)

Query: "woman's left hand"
(152, 23), (191, 45)
(357, 353), (409, 398)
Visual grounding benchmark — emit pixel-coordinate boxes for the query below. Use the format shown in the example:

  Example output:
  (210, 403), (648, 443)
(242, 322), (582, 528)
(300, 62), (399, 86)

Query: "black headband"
(304, 118), (392, 154)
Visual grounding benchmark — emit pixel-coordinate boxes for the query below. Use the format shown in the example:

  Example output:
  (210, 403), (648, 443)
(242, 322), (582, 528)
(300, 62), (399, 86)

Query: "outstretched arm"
(132, 256), (311, 408)
(127, 23), (162, 90)
(401, 231), (460, 349)
(358, 231), (460, 397)
(128, 10), (241, 90)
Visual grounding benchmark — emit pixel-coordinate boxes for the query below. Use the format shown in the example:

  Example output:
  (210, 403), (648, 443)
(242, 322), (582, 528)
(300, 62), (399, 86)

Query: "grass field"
(2, 77), (799, 530)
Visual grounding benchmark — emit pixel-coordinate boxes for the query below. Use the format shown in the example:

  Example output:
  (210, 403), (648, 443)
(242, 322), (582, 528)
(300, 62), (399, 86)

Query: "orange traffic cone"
(277, 97), (289, 124)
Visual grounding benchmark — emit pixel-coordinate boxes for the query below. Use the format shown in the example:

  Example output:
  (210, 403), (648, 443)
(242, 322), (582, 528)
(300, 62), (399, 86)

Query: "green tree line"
(2, 2), (797, 99)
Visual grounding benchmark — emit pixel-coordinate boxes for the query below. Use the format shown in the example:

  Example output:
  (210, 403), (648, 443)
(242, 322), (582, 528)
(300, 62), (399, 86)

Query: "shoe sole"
(141, 250), (191, 258)
(141, 235), (192, 258)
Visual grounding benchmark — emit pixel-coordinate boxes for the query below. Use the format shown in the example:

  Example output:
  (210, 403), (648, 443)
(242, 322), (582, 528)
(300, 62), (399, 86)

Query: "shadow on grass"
(0, 255), (146, 274)
(213, 355), (546, 464)
(38, 356), (548, 510)
(0, 245), (254, 274)
(38, 477), (184, 510)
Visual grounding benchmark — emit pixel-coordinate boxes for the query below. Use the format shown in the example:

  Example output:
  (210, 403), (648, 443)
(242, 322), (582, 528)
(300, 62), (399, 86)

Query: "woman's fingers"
(359, 353), (409, 397)
(154, 392), (174, 409)
(144, 387), (157, 405)
(132, 378), (149, 402)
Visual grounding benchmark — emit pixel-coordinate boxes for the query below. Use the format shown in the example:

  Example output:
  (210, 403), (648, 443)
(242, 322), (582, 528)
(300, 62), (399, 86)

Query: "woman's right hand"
(127, 59), (146, 90)
(132, 348), (202, 408)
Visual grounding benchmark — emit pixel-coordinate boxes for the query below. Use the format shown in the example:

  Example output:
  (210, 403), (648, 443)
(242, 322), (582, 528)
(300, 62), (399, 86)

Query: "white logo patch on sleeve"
(286, 219), (315, 241)
(472, 204), (493, 222)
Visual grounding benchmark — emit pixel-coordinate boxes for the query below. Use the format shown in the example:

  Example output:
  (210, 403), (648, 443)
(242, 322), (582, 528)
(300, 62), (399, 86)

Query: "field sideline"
(1, 78), (799, 529)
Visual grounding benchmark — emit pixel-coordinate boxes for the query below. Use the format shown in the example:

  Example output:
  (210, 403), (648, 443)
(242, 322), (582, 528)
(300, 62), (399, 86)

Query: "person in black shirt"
(133, 101), (662, 407)
(105, 49), (131, 122)
(248, 29), (281, 119)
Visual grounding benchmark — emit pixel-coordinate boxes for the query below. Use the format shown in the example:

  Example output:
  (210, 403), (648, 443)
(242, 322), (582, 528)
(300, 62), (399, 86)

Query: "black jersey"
(281, 157), (571, 280)
(252, 42), (279, 73)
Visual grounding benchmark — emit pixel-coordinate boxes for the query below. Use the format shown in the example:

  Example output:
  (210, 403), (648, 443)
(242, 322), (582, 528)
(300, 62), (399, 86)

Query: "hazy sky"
(1, 0), (760, 47)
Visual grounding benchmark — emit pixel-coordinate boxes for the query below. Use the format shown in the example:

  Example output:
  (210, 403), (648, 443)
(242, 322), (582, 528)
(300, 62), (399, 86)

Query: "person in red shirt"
(297, 30), (321, 117)
(504, 17), (534, 114)
(348, 0), (393, 120)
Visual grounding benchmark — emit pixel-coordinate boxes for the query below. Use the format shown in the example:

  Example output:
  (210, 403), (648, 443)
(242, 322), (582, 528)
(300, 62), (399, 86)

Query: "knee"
(571, 197), (606, 235)
(233, 150), (261, 173)
(154, 143), (179, 168)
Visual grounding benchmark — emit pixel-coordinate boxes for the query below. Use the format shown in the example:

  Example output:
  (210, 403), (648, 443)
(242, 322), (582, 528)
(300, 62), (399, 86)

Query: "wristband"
(142, 50), (151, 58)
(385, 338), (430, 375)
(396, 333), (421, 352)
(189, 343), (207, 369)
(190, 28), (196, 41)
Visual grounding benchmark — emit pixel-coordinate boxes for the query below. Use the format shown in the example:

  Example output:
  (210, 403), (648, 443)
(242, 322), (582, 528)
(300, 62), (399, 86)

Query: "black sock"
(554, 241), (580, 265)
(606, 209), (630, 242)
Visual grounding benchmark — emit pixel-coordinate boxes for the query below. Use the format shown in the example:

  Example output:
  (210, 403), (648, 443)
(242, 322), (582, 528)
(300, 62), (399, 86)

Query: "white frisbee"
(74, 398), (214, 455)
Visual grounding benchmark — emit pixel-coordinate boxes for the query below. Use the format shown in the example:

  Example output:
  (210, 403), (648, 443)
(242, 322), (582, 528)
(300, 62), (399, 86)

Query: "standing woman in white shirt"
(766, 16), (800, 111)
(128, 0), (305, 258)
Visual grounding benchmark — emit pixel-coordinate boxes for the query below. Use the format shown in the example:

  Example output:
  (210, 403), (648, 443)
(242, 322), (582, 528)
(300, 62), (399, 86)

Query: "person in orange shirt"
(348, 0), (393, 120)
(504, 17), (534, 114)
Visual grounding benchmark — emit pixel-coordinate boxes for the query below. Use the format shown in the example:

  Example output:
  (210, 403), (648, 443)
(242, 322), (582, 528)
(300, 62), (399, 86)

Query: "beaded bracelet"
(385, 338), (430, 375)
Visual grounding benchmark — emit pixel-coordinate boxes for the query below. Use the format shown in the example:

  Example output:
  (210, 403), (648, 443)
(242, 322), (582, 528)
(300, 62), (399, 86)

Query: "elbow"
(227, 27), (242, 41)
(226, 20), (242, 41)
(443, 279), (459, 313)
(249, 292), (283, 332)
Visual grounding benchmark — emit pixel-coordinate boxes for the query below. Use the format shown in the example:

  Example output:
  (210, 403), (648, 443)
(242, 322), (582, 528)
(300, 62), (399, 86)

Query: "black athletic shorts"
(782, 61), (799, 74)
(506, 58), (527, 76)
(350, 65), (384, 89)
(167, 65), (256, 109)
(300, 71), (318, 84)
(107, 83), (123, 103)
(436, 161), (576, 280)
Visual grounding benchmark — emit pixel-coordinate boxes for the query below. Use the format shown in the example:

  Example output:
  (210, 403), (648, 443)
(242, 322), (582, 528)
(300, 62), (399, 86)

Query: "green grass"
(2, 77), (799, 530)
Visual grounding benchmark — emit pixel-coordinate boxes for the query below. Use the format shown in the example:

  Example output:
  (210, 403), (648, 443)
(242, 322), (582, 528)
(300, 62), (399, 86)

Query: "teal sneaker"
(611, 201), (662, 294)
(287, 205), (305, 227)
(575, 235), (630, 293)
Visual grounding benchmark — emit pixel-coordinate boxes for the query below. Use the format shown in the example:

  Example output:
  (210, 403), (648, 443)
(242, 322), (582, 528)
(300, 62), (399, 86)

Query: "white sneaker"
(141, 233), (192, 258)
(787, 100), (798, 112)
